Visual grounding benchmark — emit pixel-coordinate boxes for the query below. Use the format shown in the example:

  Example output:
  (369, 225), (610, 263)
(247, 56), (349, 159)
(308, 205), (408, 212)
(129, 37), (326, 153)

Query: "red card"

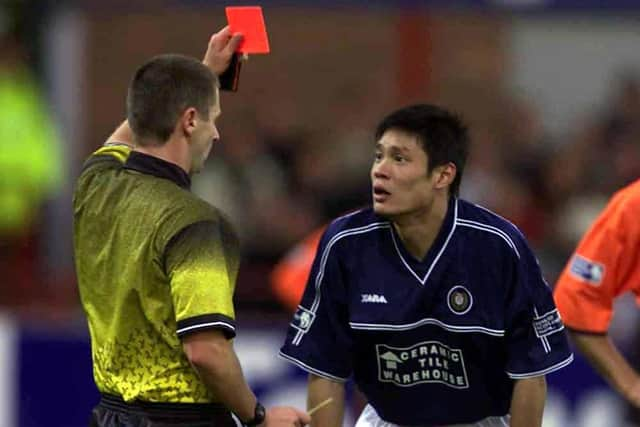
(225, 6), (270, 54)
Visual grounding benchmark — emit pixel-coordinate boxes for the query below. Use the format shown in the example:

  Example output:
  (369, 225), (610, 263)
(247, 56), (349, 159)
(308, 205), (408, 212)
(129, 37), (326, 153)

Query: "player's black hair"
(127, 54), (218, 145)
(374, 104), (469, 197)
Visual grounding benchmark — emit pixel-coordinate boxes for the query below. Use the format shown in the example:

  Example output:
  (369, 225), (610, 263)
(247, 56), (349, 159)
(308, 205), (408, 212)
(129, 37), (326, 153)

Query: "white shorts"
(354, 404), (511, 427)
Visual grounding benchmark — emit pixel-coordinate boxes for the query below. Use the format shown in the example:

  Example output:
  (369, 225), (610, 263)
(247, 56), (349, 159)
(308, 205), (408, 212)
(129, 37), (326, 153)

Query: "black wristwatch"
(245, 401), (266, 427)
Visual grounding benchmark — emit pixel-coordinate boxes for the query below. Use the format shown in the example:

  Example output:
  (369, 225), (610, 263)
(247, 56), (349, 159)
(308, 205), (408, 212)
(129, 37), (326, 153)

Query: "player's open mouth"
(373, 186), (390, 202)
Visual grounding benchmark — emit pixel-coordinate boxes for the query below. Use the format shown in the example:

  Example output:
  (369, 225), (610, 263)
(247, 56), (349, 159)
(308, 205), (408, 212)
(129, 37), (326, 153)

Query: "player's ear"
(180, 107), (198, 138)
(433, 162), (457, 190)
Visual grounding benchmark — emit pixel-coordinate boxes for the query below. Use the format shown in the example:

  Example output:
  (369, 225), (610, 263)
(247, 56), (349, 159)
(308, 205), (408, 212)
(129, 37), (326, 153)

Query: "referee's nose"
(212, 125), (220, 143)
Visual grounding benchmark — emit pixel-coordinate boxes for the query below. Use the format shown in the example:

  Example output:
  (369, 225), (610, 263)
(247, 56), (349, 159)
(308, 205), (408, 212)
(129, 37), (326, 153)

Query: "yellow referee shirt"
(73, 144), (239, 403)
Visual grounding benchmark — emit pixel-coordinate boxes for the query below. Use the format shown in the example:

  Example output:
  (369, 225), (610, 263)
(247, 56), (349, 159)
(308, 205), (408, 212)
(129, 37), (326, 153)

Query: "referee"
(74, 27), (309, 427)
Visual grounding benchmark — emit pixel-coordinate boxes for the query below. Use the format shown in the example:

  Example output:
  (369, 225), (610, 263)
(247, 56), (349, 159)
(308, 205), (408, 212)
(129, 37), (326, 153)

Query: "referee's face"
(190, 99), (221, 173)
(371, 129), (438, 218)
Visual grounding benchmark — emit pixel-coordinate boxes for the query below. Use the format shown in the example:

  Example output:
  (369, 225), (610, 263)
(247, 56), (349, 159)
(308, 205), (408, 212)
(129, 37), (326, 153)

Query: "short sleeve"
(554, 191), (638, 333)
(505, 241), (573, 379)
(279, 228), (353, 382)
(164, 220), (240, 339)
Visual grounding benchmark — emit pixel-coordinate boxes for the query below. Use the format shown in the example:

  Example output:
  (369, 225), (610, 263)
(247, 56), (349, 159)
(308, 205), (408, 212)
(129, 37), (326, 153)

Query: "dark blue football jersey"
(279, 198), (573, 426)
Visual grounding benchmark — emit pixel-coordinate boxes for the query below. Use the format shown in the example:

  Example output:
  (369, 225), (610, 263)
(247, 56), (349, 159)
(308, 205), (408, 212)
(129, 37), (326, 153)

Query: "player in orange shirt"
(270, 226), (325, 312)
(554, 178), (640, 406)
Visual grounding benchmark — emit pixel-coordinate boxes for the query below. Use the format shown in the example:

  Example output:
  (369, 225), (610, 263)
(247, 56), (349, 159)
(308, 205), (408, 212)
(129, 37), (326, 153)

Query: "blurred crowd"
(1, 6), (640, 321)
(190, 70), (640, 312)
(0, 2), (64, 314)
(462, 73), (640, 283)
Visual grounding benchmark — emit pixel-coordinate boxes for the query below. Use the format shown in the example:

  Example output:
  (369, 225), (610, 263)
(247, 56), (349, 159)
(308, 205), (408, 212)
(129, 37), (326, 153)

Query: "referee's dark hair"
(127, 54), (218, 145)
(375, 104), (469, 197)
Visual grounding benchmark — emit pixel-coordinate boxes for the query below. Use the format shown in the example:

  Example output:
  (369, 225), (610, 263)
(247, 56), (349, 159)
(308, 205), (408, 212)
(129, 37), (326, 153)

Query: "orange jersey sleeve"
(554, 179), (640, 333)
(270, 227), (325, 312)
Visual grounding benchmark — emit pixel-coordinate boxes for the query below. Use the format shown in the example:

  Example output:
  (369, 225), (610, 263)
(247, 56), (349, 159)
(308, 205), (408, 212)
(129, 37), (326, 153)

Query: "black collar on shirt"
(123, 151), (191, 190)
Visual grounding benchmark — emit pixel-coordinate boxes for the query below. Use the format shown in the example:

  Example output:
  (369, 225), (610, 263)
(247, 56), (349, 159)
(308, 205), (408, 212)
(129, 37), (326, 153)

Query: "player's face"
(190, 97), (220, 174)
(371, 129), (437, 218)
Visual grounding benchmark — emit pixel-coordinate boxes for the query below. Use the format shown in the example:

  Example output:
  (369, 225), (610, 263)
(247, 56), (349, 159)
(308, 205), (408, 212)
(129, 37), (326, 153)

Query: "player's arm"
(554, 190), (640, 406)
(503, 232), (572, 425)
(307, 374), (345, 427)
(509, 376), (546, 427)
(569, 332), (640, 406)
(279, 224), (353, 427)
(103, 26), (242, 148)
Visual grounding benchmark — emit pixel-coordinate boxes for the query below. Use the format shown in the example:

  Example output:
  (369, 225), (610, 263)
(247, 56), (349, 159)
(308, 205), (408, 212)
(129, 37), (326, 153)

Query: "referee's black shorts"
(89, 394), (239, 427)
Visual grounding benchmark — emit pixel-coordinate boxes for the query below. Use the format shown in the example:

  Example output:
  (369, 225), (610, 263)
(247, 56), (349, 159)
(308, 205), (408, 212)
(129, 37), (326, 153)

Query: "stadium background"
(2, 0), (640, 426)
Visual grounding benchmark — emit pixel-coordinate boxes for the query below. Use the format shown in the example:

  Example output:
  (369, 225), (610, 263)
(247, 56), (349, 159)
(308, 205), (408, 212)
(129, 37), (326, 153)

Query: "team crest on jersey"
(291, 307), (315, 333)
(447, 286), (472, 315)
(376, 341), (469, 389)
(569, 254), (605, 286)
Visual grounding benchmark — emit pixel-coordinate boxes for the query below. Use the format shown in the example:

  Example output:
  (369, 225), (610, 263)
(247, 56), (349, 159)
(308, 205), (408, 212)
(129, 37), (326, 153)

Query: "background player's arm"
(569, 331), (640, 406)
(307, 374), (345, 427)
(554, 188), (640, 407)
(104, 26), (241, 148)
(509, 376), (546, 427)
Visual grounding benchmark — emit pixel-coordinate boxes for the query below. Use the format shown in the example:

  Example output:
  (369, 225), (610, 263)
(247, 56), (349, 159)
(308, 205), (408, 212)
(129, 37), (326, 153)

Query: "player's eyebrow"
(375, 141), (411, 153)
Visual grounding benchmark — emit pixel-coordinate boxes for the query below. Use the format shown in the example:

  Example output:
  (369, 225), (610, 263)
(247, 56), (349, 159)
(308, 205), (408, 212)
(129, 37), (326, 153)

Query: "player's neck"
(134, 137), (192, 175)
(392, 194), (448, 261)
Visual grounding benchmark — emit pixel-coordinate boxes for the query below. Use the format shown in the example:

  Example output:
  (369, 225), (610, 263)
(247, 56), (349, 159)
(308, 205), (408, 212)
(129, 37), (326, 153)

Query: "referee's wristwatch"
(245, 401), (266, 427)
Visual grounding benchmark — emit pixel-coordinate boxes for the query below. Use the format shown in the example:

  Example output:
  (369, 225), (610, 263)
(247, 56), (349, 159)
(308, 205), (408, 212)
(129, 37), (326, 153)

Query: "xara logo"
(361, 294), (388, 304)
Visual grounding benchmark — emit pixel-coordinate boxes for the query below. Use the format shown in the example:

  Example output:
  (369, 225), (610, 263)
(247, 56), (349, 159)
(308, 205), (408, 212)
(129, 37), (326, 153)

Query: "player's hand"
(202, 26), (243, 76)
(262, 406), (311, 427)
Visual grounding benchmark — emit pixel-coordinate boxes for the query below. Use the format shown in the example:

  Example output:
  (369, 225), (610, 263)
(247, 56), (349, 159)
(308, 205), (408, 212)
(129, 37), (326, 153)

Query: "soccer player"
(74, 27), (310, 427)
(279, 104), (573, 427)
(554, 179), (640, 406)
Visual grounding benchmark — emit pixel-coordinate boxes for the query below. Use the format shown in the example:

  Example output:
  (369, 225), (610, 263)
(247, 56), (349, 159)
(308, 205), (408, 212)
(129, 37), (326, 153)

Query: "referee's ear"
(180, 107), (198, 138)
(433, 162), (457, 191)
